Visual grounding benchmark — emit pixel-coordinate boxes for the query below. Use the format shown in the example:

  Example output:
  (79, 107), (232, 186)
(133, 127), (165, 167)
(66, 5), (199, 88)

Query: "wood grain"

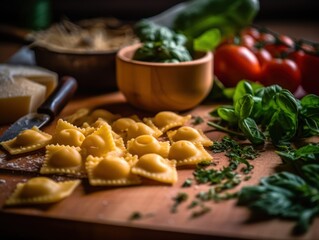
(0, 92), (318, 240)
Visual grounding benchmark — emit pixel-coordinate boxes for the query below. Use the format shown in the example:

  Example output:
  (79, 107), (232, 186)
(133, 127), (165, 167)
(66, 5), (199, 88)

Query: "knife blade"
(0, 76), (78, 142)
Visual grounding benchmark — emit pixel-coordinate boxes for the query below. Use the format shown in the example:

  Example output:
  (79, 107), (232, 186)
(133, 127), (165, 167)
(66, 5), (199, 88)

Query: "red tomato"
(240, 34), (255, 49)
(288, 50), (305, 69)
(260, 58), (301, 93)
(264, 43), (292, 58)
(241, 27), (260, 40)
(252, 47), (272, 66)
(278, 35), (295, 49)
(300, 53), (319, 95)
(264, 35), (295, 58)
(214, 44), (261, 87)
(258, 32), (275, 44)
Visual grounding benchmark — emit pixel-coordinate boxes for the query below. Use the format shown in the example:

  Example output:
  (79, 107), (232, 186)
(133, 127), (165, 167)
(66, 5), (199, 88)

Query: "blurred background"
(0, 0), (318, 62)
(0, 0), (318, 28)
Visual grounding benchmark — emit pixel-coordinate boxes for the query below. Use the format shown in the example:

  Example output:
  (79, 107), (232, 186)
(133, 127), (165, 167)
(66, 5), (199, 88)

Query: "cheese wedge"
(0, 64), (58, 97)
(0, 65), (58, 125)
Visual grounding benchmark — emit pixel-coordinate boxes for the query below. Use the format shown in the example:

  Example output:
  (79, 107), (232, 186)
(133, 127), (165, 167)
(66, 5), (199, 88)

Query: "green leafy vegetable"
(276, 143), (319, 163)
(172, 0), (259, 52)
(173, 0), (259, 39)
(133, 20), (192, 62)
(238, 166), (319, 235)
(171, 192), (188, 213)
(208, 80), (319, 146)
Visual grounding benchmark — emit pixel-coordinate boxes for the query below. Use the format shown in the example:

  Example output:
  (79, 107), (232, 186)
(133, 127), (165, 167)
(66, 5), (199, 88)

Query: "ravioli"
(145, 111), (191, 133)
(81, 124), (116, 157)
(40, 144), (83, 176)
(131, 153), (177, 184)
(168, 140), (213, 166)
(0, 126), (52, 155)
(51, 119), (86, 147)
(63, 107), (90, 126)
(126, 122), (162, 141)
(63, 108), (121, 127)
(167, 126), (213, 147)
(111, 117), (138, 137)
(86, 155), (141, 186)
(89, 109), (121, 124)
(5, 177), (80, 206)
(127, 135), (169, 158)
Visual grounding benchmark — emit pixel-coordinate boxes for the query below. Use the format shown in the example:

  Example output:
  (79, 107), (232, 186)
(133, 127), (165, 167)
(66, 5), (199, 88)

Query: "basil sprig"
(209, 80), (319, 146)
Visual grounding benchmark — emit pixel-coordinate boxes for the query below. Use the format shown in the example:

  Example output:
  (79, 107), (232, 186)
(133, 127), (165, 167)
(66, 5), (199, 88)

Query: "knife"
(0, 76), (78, 142)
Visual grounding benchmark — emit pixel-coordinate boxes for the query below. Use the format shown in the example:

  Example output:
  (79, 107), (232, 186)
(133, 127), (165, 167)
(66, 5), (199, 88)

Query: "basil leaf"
(275, 89), (300, 114)
(194, 28), (221, 52)
(257, 84), (282, 111)
(238, 117), (265, 145)
(233, 80), (254, 103)
(268, 111), (297, 145)
(235, 94), (254, 119)
(217, 107), (238, 125)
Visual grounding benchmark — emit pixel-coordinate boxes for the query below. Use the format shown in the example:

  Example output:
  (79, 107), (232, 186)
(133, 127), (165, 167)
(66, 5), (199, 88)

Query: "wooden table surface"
(0, 91), (318, 240)
(0, 20), (319, 240)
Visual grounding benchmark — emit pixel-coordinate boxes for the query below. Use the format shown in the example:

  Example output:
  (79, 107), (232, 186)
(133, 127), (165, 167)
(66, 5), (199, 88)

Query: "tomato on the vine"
(241, 27), (260, 40)
(259, 58), (301, 93)
(288, 49), (305, 69)
(240, 34), (255, 49)
(299, 53), (319, 95)
(264, 35), (295, 58)
(252, 47), (272, 66)
(214, 44), (261, 87)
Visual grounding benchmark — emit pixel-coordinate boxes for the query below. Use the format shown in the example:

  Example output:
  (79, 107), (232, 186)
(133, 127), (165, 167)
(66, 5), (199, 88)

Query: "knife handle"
(37, 76), (78, 119)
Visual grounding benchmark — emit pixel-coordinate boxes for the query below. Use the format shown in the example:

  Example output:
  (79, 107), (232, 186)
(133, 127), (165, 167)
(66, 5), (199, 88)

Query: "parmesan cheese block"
(0, 65), (58, 125)
(0, 64), (58, 97)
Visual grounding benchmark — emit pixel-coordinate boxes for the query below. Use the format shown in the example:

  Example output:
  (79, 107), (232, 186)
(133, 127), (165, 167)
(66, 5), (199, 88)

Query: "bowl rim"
(117, 43), (212, 66)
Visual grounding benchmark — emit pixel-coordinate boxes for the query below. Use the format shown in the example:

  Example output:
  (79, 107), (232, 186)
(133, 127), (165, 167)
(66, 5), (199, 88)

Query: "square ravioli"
(81, 124), (116, 157)
(144, 111), (191, 133)
(86, 154), (141, 186)
(168, 140), (213, 166)
(5, 177), (80, 206)
(51, 119), (86, 147)
(167, 126), (213, 147)
(131, 153), (178, 184)
(127, 135), (170, 158)
(0, 126), (52, 155)
(40, 144), (84, 176)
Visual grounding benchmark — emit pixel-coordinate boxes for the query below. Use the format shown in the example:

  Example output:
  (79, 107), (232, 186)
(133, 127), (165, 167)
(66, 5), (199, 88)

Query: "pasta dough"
(0, 126), (52, 155)
(5, 177), (80, 206)
(132, 153), (177, 184)
(168, 140), (213, 166)
(86, 155), (141, 186)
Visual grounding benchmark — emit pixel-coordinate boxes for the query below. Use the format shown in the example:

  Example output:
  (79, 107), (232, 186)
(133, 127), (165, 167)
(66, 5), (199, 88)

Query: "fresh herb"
(191, 205), (211, 218)
(129, 211), (142, 221)
(276, 143), (319, 163)
(211, 136), (258, 173)
(238, 165), (319, 235)
(133, 20), (192, 63)
(128, 211), (154, 221)
(197, 187), (238, 202)
(188, 200), (211, 218)
(171, 192), (188, 213)
(208, 80), (319, 146)
(182, 178), (193, 188)
(192, 116), (204, 125)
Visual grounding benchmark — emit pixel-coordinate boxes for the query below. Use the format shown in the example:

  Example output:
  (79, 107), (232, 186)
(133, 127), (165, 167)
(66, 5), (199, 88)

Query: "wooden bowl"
(33, 46), (117, 93)
(116, 43), (213, 112)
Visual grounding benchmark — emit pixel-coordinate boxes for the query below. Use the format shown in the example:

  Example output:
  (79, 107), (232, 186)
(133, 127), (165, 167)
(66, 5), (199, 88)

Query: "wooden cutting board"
(0, 92), (318, 240)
